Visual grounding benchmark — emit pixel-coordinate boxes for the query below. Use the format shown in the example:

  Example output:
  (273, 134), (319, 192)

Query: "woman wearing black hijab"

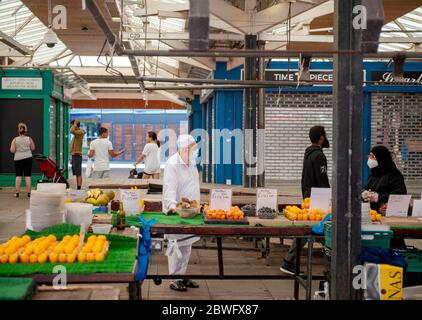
(362, 145), (407, 211)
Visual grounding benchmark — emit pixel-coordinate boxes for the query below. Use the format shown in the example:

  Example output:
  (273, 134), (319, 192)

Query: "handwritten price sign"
(256, 189), (278, 212)
(210, 189), (232, 211)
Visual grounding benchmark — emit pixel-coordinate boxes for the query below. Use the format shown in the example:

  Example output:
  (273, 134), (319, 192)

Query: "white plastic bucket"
(36, 183), (67, 194)
(64, 203), (93, 231)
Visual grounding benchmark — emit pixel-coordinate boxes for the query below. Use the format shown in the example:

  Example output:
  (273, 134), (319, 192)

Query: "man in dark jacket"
(301, 126), (330, 198)
(280, 126), (330, 275)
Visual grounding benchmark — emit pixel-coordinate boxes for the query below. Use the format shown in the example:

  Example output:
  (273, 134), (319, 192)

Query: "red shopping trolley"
(33, 154), (69, 188)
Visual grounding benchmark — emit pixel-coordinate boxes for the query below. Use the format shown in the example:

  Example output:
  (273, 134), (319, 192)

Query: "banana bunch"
(85, 189), (115, 206)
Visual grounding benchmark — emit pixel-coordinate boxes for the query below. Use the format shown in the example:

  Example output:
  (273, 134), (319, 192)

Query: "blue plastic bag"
(135, 216), (157, 281)
(360, 246), (408, 271)
(312, 213), (331, 235)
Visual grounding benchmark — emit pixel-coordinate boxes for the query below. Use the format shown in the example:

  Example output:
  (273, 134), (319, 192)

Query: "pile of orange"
(79, 235), (109, 262)
(0, 234), (109, 264)
(205, 206), (245, 220)
(284, 205), (328, 221)
(371, 210), (382, 222)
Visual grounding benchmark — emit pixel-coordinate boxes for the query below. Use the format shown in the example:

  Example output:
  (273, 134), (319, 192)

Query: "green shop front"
(0, 69), (70, 187)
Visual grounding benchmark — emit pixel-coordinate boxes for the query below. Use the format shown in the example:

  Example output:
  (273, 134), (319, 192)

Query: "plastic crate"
(324, 222), (393, 249)
(393, 247), (422, 273)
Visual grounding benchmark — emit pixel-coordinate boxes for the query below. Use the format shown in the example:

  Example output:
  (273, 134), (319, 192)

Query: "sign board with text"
(256, 188), (278, 212)
(310, 188), (332, 213)
(412, 200), (422, 217)
(1, 77), (43, 90)
(386, 195), (411, 217)
(210, 189), (232, 211)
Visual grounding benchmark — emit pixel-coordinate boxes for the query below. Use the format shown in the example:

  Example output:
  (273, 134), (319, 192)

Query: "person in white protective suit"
(162, 134), (200, 292)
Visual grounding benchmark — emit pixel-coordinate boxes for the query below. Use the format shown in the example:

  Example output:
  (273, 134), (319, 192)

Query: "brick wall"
(371, 93), (422, 181)
(264, 92), (333, 181)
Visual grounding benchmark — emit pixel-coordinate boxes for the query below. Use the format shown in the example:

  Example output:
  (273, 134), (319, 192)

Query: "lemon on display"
(33, 246), (44, 256)
(63, 235), (72, 242)
(92, 245), (102, 254)
(47, 235), (57, 243)
(67, 253), (77, 263)
(54, 245), (64, 254)
(0, 246), (5, 255)
(38, 253), (48, 264)
(22, 235), (31, 244)
(78, 252), (86, 263)
(0, 255), (8, 264)
(58, 253), (67, 263)
(24, 246), (33, 255)
(5, 245), (17, 255)
(49, 253), (58, 263)
(16, 238), (26, 248)
(83, 244), (93, 253)
(86, 253), (95, 262)
(97, 235), (107, 242)
(29, 254), (38, 264)
(8, 253), (18, 264)
(95, 253), (105, 262)
(64, 244), (75, 254)
(20, 253), (30, 264)
(88, 235), (97, 242)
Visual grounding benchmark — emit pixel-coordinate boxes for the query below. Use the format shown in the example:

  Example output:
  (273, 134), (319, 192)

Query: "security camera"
(43, 28), (58, 48)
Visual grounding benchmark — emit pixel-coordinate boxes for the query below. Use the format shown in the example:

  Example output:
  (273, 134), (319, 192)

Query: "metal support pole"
(331, 0), (363, 300)
(216, 237), (224, 278)
(188, 0), (209, 51)
(122, 49), (422, 59)
(294, 238), (302, 300)
(306, 237), (314, 301)
(257, 40), (266, 187)
(244, 34), (257, 188)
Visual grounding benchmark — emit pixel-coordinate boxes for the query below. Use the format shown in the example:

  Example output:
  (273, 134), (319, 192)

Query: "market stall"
(0, 224), (140, 300)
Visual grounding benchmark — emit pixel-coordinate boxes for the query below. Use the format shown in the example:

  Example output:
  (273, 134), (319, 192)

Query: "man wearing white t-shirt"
(88, 127), (124, 179)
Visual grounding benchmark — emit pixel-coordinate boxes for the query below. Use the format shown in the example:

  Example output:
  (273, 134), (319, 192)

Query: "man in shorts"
(70, 120), (86, 189)
(88, 127), (124, 179)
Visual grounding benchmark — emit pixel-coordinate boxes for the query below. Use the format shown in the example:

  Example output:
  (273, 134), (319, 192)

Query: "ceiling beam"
(209, 14), (243, 34)
(10, 14), (35, 38)
(0, 30), (33, 56)
(160, 39), (214, 70)
(209, 0), (250, 34)
(394, 19), (415, 39)
(259, 0), (332, 35)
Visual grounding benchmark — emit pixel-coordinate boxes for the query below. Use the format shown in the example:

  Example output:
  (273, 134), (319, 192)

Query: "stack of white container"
(26, 183), (67, 231)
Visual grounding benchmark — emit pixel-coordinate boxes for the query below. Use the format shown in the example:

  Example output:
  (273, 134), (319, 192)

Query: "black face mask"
(323, 136), (330, 149)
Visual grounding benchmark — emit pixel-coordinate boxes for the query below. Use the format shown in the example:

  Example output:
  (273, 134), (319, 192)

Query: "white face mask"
(367, 159), (378, 169)
(190, 148), (199, 161)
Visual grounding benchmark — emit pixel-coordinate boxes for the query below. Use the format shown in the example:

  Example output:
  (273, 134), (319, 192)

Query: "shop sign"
(1, 77), (43, 90)
(371, 71), (422, 84)
(265, 70), (334, 82)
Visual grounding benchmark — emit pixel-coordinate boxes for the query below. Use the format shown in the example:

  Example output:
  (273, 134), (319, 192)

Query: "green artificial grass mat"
(124, 212), (205, 227)
(0, 224), (137, 277)
(0, 277), (37, 300)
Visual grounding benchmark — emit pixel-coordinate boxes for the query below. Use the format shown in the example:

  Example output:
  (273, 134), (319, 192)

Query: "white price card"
(256, 189), (278, 212)
(386, 195), (411, 217)
(310, 188), (332, 213)
(412, 199), (422, 217)
(65, 190), (86, 201)
(210, 189), (232, 211)
(119, 189), (142, 216)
